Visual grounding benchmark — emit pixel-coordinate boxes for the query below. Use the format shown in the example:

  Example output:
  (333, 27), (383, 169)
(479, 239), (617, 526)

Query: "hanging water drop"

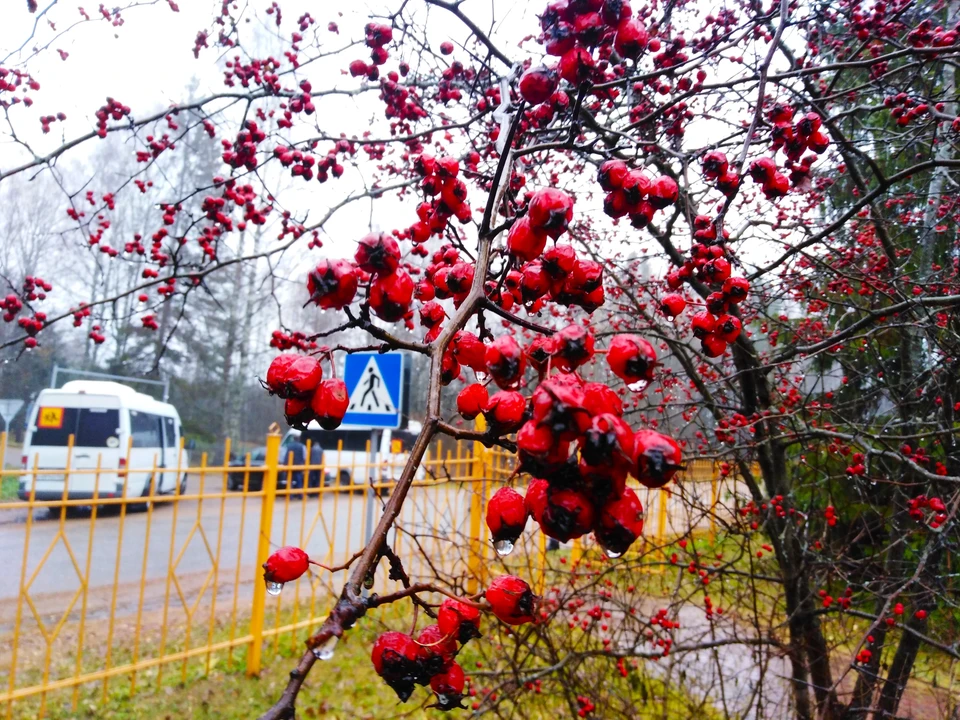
(312, 634), (338, 660)
(627, 379), (648, 393)
(265, 580), (283, 596)
(437, 694), (451, 706)
(474, 370), (489, 383)
(605, 548), (623, 559)
(493, 538), (515, 556)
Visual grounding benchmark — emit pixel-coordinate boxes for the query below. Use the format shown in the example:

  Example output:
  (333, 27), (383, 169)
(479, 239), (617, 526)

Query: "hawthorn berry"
(606, 334), (657, 387)
(437, 598), (482, 643)
(486, 575), (537, 626)
(660, 293), (686, 317)
(597, 159), (628, 191)
(485, 335), (527, 389)
(538, 487), (596, 542)
(262, 546), (309, 588)
(457, 383), (489, 420)
(265, 354), (322, 399)
(369, 269), (414, 322)
(483, 390), (528, 432)
(595, 487), (644, 557)
(507, 216), (548, 262)
(486, 486), (528, 554)
(547, 323), (596, 371)
(519, 66), (559, 105)
(527, 188), (574, 239)
(371, 631), (424, 701)
(430, 661), (466, 709)
(355, 232), (401, 274)
(307, 259), (359, 310)
(633, 429), (683, 488)
(310, 378), (349, 430)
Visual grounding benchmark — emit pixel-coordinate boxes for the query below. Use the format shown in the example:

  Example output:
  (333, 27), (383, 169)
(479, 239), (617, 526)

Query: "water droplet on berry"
(474, 370), (488, 383)
(605, 548), (623, 559)
(265, 580), (283, 596)
(312, 635), (338, 660)
(437, 693), (451, 705)
(494, 538), (515, 556)
(627, 379), (648, 393)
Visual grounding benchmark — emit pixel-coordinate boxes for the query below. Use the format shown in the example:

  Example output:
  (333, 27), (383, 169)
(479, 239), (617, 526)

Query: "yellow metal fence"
(0, 431), (743, 718)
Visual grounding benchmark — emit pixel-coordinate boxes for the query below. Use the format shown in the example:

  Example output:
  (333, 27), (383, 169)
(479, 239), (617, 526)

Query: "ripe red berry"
(284, 397), (313, 426)
(484, 390), (527, 432)
(437, 598), (482, 642)
(430, 661), (465, 708)
(583, 381), (624, 417)
(457, 383), (489, 420)
(633, 429), (683, 488)
(507, 216), (548, 262)
(558, 46), (594, 84)
(486, 575), (537, 626)
(262, 545), (309, 585)
(660, 293), (686, 317)
(597, 159), (629, 191)
(547, 323), (596, 371)
(450, 331), (487, 372)
(527, 188), (574, 239)
(485, 335), (527, 390)
(613, 18), (649, 59)
(701, 333), (727, 358)
(307, 259), (359, 310)
(722, 276), (750, 302)
(265, 354), (322, 399)
(355, 232), (401, 274)
(715, 314), (742, 343)
(595, 487), (644, 557)
(369, 269), (414, 322)
(439, 41), (454, 55)
(486, 487), (528, 551)
(701, 151), (729, 180)
(648, 176), (679, 209)
(518, 66), (559, 105)
(310, 378), (349, 429)
(539, 488), (596, 542)
(606, 334), (658, 387)
(691, 311), (718, 339)
(621, 169), (651, 205)
(371, 631), (423, 702)
(416, 624), (457, 672)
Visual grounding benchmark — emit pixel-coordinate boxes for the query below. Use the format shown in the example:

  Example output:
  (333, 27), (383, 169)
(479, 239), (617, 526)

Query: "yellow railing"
(0, 430), (745, 718)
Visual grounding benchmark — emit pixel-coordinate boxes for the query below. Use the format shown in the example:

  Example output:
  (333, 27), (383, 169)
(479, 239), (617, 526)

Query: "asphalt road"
(0, 473), (477, 631)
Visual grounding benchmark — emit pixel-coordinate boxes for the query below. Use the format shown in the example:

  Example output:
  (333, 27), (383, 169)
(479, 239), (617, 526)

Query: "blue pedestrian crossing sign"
(341, 352), (404, 429)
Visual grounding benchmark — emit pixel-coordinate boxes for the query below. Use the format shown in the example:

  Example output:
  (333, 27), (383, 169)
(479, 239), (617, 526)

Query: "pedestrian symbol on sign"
(353, 362), (393, 413)
(342, 353), (403, 428)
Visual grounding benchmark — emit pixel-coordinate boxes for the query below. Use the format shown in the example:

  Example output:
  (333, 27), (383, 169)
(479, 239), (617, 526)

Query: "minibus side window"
(162, 417), (177, 447)
(130, 411), (162, 448)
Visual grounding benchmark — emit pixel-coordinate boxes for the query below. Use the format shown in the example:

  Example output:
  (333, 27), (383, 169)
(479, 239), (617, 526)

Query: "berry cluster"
(94, 97), (131, 138)
(407, 154), (473, 242)
(907, 495), (947, 530)
(221, 120), (266, 171)
(264, 354), (349, 430)
(597, 159), (679, 228)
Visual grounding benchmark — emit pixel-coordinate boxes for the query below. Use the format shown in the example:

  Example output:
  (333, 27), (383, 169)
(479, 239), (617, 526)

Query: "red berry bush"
(3, 0), (960, 718)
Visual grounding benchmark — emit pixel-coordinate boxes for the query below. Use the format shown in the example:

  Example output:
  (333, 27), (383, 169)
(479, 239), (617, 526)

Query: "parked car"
(19, 380), (189, 505)
(226, 444), (315, 491)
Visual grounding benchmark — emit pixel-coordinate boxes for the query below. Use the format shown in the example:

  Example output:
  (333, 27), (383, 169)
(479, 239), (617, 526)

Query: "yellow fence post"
(466, 416), (487, 596)
(657, 487), (669, 544)
(247, 426), (282, 677)
(709, 461), (718, 544)
(571, 538), (583, 566)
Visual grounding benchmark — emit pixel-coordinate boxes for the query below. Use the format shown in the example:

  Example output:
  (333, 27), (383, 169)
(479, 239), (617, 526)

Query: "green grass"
(1, 475), (18, 500)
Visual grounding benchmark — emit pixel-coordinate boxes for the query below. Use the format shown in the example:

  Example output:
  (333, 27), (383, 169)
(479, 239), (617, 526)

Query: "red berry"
(597, 159), (628, 191)
(369, 269), (414, 322)
(558, 46), (595, 85)
(633, 429), (683, 488)
(518, 67), (559, 105)
(539, 488), (596, 542)
(265, 354), (322, 399)
(430, 661), (465, 707)
(722, 276), (750, 302)
(437, 598), (482, 642)
(702, 151), (729, 180)
(486, 575), (537, 625)
(691, 311), (718, 339)
(262, 546), (309, 584)
(613, 18), (648, 59)
(715, 314), (742, 343)
(310, 378), (349, 430)
(606, 334), (657, 386)
(484, 390), (527, 432)
(527, 188), (574, 239)
(701, 333), (727, 358)
(355, 232), (401, 274)
(439, 41), (454, 55)
(507, 216), (548, 262)
(416, 624), (457, 671)
(451, 331), (487, 372)
(660, 293), (686, 317)
(648, 175), (679, 209)
(457, 383), (489, 420)
(595, 487), (644, 556)
(307, 260), (358, 311)
(371, 631), (423, 702)
(547, 323), (595, 371)
(485, 335), (527, 390)
(486, 487), (528, 548)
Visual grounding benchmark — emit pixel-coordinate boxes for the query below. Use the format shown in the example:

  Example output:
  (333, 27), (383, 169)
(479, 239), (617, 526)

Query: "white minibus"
(19, 380), (188, 505)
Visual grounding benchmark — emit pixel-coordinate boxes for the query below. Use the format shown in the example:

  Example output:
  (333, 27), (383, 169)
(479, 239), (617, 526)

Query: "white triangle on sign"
(347, 357), (395, 414)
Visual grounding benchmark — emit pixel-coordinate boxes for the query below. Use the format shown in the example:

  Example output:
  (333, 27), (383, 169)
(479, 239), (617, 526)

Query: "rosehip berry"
(583, 381), (624, 417)
(547, 323), (596, 371)
(722, 276), (750, 302)
(538, 488), (596, 542)
(265, 354), (322, 399)
(597, 159), (629, 191)
(437, 598), (482, 643)
(621, 169), (651, 205)
(486, 487), (528, 549)
(648, 175), (679, 209)
(486, 575), (537, 626)
(416, 624), (457, 673)
(633, 429), (683, 488)
(558, 46), (595, 85)
(715, 314), (742, 343)
(595, 487), (644, 556)
(263, 546), (309, 584)
(284, 396), (313, 426)
(507, 216), (548, 262)
(310, 378), (349, 430)
(607, 334), (657, 386)
(660, 293), (686, 317)
(355, 232), (401, 275)
(457, 383), (489, 420)
(700, 333), (727, 358)
(485, 335), (527, 390)
(527, 188), (574, 239)
(518, 66), (559, 105)
(430, 661), (466, 709)
(542, 244), (578, 279)
(450, 331), (487, 372)
(371, 631), (423, 701)
(484, 390), (527, 432)
(307, 259), (359, 310)
(691, 311), (718, 339)
(701, 151), (729, 180)
(613, 18), (648, 59)
(369, 269), (414, 322)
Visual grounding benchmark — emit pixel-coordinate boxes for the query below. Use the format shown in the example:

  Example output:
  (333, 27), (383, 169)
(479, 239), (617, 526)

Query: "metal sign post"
(0, 399), (24, 433)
